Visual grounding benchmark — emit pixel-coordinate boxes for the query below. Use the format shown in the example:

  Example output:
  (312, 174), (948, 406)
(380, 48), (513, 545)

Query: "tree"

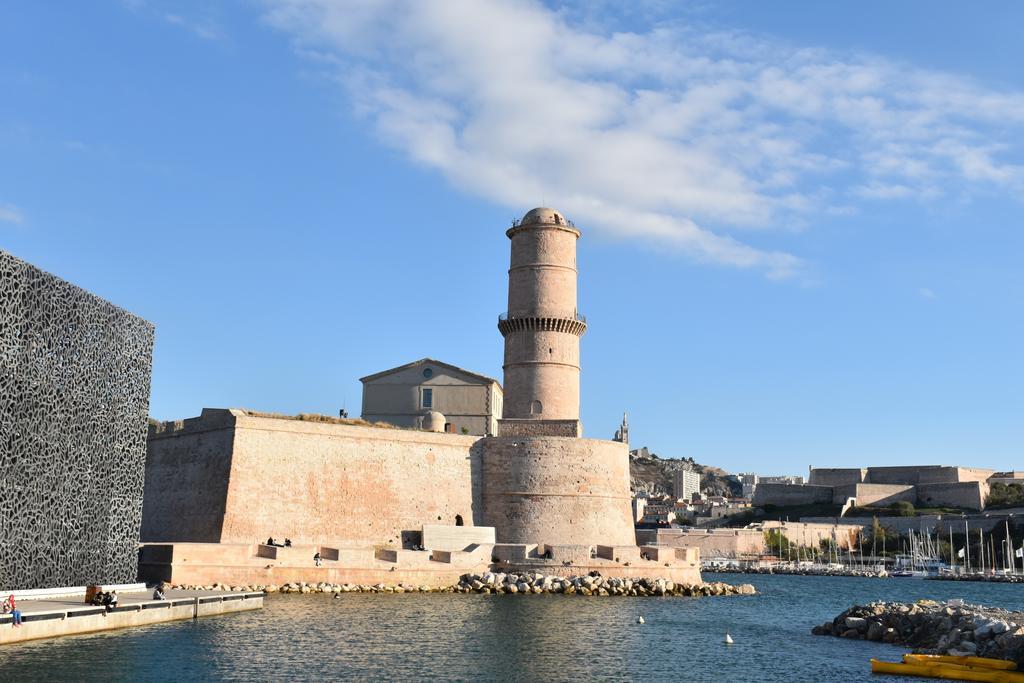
(987, 483), (1024, 508)
(765, 529), (796, 558)
(674, 512), (693, 526)
(893, 501), (915, 517)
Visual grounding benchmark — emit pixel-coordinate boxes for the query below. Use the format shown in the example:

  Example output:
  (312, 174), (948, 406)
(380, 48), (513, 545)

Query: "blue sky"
(1, 1), (1021, 475)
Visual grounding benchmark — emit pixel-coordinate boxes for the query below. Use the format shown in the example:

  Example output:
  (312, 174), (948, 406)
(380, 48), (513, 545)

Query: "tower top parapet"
(508, 207), (579, 237)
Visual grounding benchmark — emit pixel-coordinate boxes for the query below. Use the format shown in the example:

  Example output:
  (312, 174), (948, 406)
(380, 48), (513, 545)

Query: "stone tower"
(497, 207), (585, 437)
(481, 208), (637, 548)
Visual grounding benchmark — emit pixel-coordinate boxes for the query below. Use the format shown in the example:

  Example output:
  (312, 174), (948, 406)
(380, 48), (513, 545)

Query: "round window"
(423, 368), (433, 378)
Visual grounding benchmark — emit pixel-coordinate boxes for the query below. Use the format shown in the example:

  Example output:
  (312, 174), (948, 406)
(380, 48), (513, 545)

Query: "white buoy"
(637, 616), (645, 624)
(724, 633), (734, 644)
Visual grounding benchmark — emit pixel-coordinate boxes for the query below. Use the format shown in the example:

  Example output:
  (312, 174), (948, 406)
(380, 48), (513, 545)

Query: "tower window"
(421, 388), (433, 409)
(530, 400), (543, 415)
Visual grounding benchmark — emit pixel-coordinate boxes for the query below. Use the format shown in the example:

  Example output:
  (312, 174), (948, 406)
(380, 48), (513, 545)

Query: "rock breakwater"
(812, 600), (1024, 665)
(709, 565), (887, 579)
(929, 574), (1024, 584)
(170, 574), (756, 598)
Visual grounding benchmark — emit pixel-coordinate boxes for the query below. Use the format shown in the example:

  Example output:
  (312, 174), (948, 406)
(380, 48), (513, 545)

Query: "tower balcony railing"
(497, 311), (587, 338)
(499, 311), (586, 324)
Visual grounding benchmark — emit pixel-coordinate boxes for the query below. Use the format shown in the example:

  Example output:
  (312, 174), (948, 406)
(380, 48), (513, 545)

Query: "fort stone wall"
(808, 468), (866, 487)
(952, 467), (997, 484)
(752, 483), (834, 507)
(143, 410), (482, 548)
(762, 521), (863, 550)
(480, 436), (636, 547)
(833, 483), (916, 507)
(142, 409), (236, 542)
(916, 481), (988, 510)
(637, 528), (765, 558)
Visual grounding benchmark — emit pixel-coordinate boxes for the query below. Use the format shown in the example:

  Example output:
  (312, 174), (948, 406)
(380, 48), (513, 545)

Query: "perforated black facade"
(0, 251), (154, 590)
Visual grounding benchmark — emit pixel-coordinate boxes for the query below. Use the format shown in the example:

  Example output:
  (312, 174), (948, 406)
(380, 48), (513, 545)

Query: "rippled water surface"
(2, 574), (1023, 682)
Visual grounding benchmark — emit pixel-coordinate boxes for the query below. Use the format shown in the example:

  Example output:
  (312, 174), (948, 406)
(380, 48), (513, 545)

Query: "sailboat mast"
(965, 519), (971, 573)
(950, 525), (955, 572)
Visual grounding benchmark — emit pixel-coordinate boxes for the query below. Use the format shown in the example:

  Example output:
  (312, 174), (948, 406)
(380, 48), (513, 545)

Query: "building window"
(530, 400), (542, 415)
(421, 388), (433, 409)
(423, 368), (433, 378)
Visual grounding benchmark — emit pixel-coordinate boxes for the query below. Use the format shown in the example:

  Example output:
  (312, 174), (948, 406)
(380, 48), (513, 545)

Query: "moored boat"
(871, 656), (1024, 682)
(903, 655), (1017, 671)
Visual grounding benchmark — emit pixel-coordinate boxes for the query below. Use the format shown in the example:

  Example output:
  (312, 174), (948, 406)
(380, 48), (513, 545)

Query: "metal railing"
(498, 311), (586, 324)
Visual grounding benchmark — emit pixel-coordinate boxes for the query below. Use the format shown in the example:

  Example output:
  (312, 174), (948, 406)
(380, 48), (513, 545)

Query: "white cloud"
(853, 183), (915, 200)
(162, 12), (224, 41)
(919, 287), (936, 299)
(262, 0), (1024, 278)
(0, 203), (24, 225)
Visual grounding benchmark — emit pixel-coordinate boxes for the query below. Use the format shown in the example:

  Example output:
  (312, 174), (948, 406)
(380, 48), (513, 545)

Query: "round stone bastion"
(480, 436), (636, 548)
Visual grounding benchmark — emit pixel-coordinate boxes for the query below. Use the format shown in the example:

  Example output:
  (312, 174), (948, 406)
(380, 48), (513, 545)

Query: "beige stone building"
(360, 358), (502, 436)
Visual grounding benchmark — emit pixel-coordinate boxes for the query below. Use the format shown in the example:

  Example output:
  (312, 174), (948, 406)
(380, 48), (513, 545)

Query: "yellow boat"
(904, 655), (1018, 671)
(871, 657), (1024, 682)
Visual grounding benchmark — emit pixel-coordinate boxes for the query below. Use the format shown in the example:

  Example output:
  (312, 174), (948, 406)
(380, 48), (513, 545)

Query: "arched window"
(455, 514), (464, 527)
(530, 400), (543, 415)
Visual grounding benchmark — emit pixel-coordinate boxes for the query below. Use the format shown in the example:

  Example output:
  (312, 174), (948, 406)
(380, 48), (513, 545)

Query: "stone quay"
(0, 585), (262, 646)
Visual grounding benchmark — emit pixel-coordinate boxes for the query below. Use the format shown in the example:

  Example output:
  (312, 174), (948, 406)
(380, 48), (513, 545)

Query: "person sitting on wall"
(313, 552), (322, 567)
(103, 591), (118, 612)
(6, 596), (21, 628)
(90, 590), (105, 606)
(153, 584), (166, 601)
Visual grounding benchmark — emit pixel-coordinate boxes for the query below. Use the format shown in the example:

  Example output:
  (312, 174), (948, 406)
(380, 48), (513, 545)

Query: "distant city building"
(762, 475), (805, 486)
(738, 472), (759, 498)
(674, 467), (701, 502)
(640, 498), (674, 525)
(737, 472), (804, 499)
(360, 358), (503, 436)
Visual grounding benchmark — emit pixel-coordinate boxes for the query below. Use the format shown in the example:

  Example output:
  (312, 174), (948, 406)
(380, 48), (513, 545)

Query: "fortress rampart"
(831, 483), (916, 507)
(916, 481), (988, 510)
(752, 483), (833, 506)
(761, 465), (994, 511)
(144, 409), (481, 547)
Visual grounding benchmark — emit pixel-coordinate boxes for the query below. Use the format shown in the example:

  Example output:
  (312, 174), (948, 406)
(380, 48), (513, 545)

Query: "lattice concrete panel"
(0, 251), (153, 590)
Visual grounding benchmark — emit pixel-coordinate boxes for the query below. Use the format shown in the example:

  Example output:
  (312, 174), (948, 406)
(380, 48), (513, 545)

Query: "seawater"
(2, 574), (1022, 682)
